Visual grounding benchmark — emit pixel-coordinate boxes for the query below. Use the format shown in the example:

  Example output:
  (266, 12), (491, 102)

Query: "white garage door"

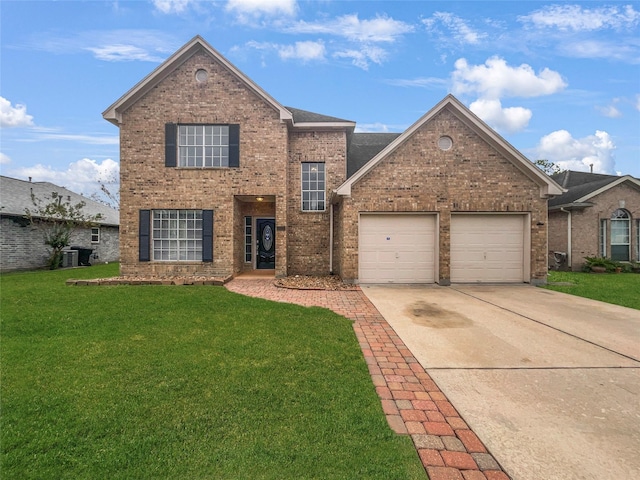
(450, 214), (525, 283)
(359, 214), (436, 283)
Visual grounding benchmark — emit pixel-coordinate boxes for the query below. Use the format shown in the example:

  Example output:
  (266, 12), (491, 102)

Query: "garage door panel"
(451, 215), (525, 283)
(359, 214), (435, 283)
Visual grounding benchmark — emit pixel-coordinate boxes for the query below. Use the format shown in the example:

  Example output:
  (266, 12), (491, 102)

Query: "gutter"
(329, 203), (334, 275)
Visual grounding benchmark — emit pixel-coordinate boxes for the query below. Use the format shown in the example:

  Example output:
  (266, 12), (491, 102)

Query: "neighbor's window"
(599, 219), (607, 257)
(301, 162), (325, 211)
(179, 125), (229, 167)
(152, 210), (202, 261)
(91, 227), (100, 244)
(610, 209), (630, 261)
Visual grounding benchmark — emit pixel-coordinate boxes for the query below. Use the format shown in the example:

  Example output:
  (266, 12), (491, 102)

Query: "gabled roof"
(336, 94), (564, 198)
(549, 171), (640, 209)
(0, 176), (119, 226)
(103, 35), (293, 125)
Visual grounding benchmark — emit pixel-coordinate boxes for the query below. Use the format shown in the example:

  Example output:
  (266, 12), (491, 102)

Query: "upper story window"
(179, 125), (229, 167)
(301, 162), (325, 211)
(165, 123), (239, 168)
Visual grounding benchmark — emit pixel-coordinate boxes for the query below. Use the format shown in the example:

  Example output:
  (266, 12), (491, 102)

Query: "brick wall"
(286, 130), (348, 275)
(568, 182), (640, 270)
(337, 107), (549, 283)
(118, 49), (289, 278)
(548, 210), (569, 268)
(1, 216), (119, 272)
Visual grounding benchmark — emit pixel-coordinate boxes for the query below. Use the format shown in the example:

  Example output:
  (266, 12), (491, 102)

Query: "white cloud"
(242, 40), (325, 63)
(534, 130), (617, 174)
(636, 94), (640, 111)
(596, 100), (622, 118)
(469, 98), (532, 134)
(333, 45), (387, 70)
(11, 158), (120, 198)
(452, 56), (567, 99)
(384, 77), (447, 89)
(423, 12), (486, 45)
(0, 96), (35, 128)
(226, 0), (297, 18)
(520, 4), (640, 32)
(152, 0), (193, 14)
(0, 152), (11, 165)
(278, 41), (325, 62)
(85, 44), (165, 62)
(27, 132), (119, 145)
(560, 39), (640, 63)
(288, 14), (413, 43)
(32, 30), (176, 63)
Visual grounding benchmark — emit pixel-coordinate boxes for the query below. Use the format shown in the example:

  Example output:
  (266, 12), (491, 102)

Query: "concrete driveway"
(361, 284), (640, 480)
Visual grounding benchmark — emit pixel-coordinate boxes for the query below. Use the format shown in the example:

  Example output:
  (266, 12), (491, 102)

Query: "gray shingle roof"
(347, 133), (401, 178)
(549, 171), (634, 208)
(0, 176), (119, 225)
(285, 106), (354, 124)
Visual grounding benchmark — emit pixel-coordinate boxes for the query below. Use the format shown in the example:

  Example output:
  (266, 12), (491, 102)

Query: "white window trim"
(152, 209), (203, 262)
(178, 125), (229, 168)
(610, 209), (630, 261)
(301, 162), (326, 212)
(600, 219), (607, 257)
(91, 227), (100, 244)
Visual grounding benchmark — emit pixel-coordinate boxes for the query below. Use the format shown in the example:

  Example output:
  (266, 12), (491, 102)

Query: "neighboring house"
(0, 176), (120, 272)
(103, 35), (562, 285)
(548, 170), (640, 270)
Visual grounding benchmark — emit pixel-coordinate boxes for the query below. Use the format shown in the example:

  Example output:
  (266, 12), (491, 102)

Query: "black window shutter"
(165, 123), (177, 167)
(202, 210), (214, 262)
(139, 210), (151, 262)
(228, 124), (240, 168)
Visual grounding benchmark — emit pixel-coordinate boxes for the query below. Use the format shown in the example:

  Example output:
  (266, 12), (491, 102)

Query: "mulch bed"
(274, 275), (359, 291)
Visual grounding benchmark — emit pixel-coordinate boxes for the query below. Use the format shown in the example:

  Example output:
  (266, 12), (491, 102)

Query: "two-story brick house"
(104, 36), (562, 284)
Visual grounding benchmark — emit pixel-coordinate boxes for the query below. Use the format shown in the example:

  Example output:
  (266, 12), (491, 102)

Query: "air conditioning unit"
(62, 250), (78, 268)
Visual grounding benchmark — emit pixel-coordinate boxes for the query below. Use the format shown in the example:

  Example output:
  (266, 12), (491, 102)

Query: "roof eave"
(549, 202), (593, 211)
(290, 121), (356, 130)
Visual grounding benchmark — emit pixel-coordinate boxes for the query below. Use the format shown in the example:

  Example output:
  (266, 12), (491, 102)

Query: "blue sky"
(1, 0), (639, 200)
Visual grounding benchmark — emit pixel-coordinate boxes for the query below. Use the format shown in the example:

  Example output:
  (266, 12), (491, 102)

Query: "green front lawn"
(1, 264), (424, 479)
(543, 271), (640, 310)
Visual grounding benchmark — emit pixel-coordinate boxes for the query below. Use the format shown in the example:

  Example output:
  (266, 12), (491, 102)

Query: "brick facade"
(107, 37), (559, 283)
(335, 108), (549, 283)
(552, 182), (640, 270)
(117, 50), (289, 278)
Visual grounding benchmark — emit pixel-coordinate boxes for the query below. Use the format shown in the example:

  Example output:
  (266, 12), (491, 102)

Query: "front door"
(256, 218), (275, 269)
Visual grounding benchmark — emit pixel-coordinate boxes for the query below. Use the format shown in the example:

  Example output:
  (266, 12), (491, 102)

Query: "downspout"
(560, 207), (571, 268)
(329, 203), (334, 275)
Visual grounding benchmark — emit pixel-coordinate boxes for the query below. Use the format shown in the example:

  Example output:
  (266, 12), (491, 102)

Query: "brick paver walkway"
(226, 278), (510, 480)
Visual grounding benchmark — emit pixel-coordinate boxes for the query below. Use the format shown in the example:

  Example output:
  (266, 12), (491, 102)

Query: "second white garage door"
(359, 214), (436, 283)
(450, 214), (526, 283)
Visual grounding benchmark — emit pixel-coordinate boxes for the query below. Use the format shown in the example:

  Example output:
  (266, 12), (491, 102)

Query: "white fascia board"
(574, 176), (640, 203)
(103, 35), (292, 125)
(291, 121), (356, 130)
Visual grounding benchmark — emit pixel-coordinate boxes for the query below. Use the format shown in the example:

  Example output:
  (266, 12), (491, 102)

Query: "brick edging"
(225, 279), (510, 480)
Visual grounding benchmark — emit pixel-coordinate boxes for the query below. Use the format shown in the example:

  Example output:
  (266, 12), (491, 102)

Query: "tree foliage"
(534, 159), (565, 176)
(25, 191), (103, 269)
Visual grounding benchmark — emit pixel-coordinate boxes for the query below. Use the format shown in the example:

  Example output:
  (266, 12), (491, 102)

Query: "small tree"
(534, 159), (565, 176)
(25, 191), (103, 269)
(90, 172), (120, 210)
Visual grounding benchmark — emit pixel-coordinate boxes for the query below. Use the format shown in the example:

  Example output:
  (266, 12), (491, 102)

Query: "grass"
(1, 264), (425, 480)
(543, 271), (640, 310)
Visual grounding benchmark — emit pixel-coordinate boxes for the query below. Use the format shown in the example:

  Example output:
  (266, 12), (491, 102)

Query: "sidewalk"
(225, 278), (510, 480)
